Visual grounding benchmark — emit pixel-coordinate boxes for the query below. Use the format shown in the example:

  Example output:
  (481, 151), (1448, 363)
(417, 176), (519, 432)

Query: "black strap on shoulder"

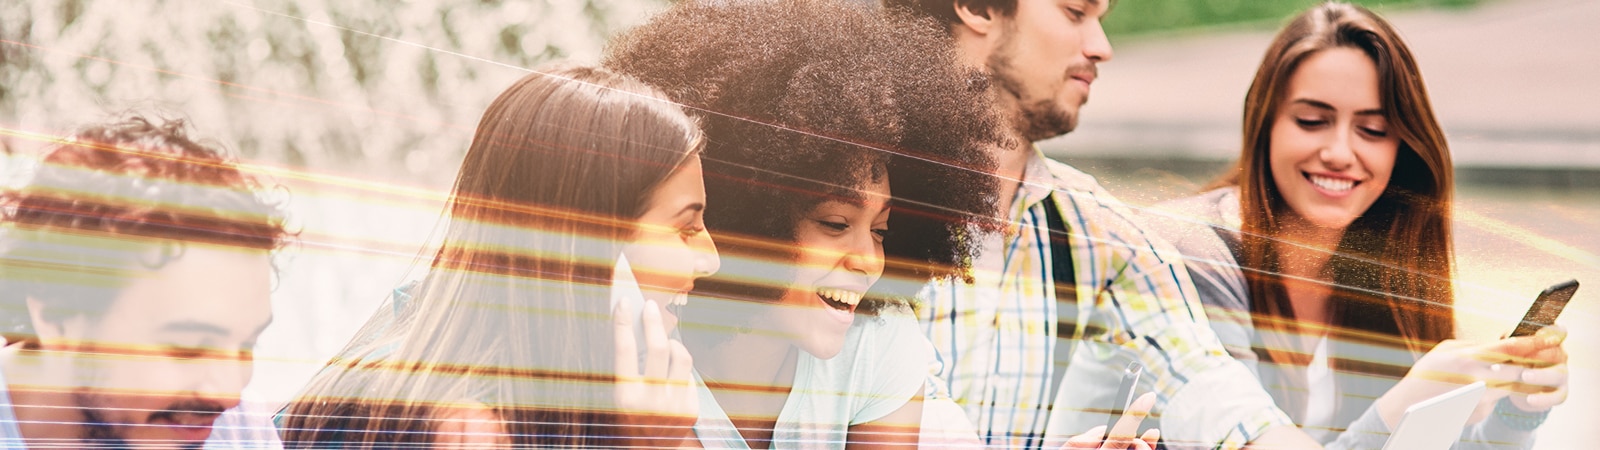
(1042, 194), (1078, 398)
(1042, 194), (1077, 309)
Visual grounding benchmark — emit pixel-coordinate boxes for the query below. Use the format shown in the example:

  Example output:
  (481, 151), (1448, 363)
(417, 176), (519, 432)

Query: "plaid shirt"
(918, 150), (1294, 449)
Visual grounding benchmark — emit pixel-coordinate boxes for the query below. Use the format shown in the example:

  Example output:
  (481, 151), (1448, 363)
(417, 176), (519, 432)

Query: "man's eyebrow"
(159, 320), (230, 336)
(159, 316), (274, 339)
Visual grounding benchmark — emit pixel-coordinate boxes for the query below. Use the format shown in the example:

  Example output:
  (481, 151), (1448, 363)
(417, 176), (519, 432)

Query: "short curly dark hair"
(605, 0), (1008, 309)
(1, 114), (289, 336)
(883, 0), (1020, 27)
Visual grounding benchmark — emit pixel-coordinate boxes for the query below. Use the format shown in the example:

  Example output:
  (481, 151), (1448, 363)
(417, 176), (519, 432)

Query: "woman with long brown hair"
(276, 64), (719, 448)
(1145, 2), (1568, 448)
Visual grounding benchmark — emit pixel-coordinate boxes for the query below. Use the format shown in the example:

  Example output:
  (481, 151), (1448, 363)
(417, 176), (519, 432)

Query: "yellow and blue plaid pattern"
(919, 150), (1294, 449)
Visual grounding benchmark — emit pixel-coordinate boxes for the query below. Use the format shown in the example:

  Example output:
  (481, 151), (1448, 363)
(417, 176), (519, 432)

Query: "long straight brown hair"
(1217, 2), (1456, 365)
(278, 64), (704, 447)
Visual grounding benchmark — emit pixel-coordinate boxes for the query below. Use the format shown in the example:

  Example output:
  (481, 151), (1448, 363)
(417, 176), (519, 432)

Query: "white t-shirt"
(693, 311), (931, 449)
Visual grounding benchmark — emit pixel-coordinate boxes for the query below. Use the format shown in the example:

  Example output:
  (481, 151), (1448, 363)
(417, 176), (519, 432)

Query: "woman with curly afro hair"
(606, 0), (1009, 447)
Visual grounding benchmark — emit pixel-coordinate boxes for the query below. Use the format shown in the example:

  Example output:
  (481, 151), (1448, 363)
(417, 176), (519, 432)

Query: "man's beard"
(73, 390), (223, 450)
(985, 34), (1088, 142)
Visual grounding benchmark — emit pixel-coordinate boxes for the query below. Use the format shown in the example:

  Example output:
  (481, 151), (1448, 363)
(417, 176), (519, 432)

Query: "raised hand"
(613, 299), (699, 448)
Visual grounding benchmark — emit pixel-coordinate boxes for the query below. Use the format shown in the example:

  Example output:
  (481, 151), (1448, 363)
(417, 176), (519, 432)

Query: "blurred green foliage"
(0, 0), (665, 182)
(1103, 0), (1481, 37)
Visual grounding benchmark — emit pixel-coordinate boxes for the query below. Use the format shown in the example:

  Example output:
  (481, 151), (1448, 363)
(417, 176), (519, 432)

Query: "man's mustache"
(146, 399), (227, 425)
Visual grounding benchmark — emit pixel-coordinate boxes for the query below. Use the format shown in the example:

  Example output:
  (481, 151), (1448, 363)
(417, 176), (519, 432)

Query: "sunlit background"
(2, 0), (1594, 447)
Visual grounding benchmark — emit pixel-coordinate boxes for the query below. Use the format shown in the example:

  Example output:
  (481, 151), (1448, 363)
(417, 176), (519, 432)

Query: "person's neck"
(684, 310), (798, 408)
(1, 344), (90, 447)
(1274, 217), (1345, 329)
(991, 139), (1033, 218)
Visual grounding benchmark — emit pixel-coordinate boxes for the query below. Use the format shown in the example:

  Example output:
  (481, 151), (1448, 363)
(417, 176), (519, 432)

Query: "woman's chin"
(798, 335), (848, 360)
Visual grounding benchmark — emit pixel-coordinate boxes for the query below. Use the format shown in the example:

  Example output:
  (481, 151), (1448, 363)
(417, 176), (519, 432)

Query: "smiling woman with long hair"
(1145, 3), (1569, 448)
(276, 64), (721, 448)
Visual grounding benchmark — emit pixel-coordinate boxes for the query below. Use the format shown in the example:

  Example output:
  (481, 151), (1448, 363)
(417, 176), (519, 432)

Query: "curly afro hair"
(605, 0), (1008, 309)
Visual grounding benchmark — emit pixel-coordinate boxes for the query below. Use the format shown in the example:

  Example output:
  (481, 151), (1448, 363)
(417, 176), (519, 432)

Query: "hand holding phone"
(612, 255), (649, 366)
(611, 255), (698, 447)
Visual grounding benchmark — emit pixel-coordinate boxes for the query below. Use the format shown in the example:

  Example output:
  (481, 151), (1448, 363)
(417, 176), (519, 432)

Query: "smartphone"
(1509, 279), (1579, 338)
(1102, 361), (1145, 439)
(611, 254), (649, 367)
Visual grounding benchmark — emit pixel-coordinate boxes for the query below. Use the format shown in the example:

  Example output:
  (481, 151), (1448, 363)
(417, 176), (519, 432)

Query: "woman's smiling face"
(622, 156), (720, 333)
(1269, 46), (1401, 232)
(765, 177), (890, 360)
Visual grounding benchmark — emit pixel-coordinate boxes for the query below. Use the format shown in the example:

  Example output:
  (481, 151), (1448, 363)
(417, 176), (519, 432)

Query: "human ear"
(24, 296), (75, 342)
(952, 0), (998, 36)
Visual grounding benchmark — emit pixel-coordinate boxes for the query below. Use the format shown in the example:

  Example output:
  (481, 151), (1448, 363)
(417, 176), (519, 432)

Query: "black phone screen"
(1510, 280), (1579, 337)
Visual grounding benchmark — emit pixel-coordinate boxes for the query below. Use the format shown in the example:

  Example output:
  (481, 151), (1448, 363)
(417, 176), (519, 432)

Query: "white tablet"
(1381, 381), (1487, 450)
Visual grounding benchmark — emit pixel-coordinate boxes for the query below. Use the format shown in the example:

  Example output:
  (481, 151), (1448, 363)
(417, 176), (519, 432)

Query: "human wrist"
(1494, 396), (1550, 431)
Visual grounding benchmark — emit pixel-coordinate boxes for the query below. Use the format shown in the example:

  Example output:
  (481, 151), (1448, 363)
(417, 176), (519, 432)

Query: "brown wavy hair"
(1216, 2), (1455, 366)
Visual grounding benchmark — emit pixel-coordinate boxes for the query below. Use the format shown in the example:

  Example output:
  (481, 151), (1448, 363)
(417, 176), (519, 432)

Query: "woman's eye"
(816, 220), (849, 232)
(678, 225), (703, 239)
(1359, 126), (1389, 138)
(1294, 118), (1328, 129)
(871, 228), (890, 242)
(164, 345), (212, 360)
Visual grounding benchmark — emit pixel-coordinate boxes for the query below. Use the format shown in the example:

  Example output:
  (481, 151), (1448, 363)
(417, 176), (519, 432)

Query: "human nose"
(1320, 124), (1357, 171)
(840, 230), (885, 278)
(194, 354), (250, 411)
(1084, 19), (1113, 63)
(691, 229), (720, 278)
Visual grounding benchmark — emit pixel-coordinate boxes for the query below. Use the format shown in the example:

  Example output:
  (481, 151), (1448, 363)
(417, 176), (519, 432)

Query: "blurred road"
(1051, 0), (1600, 169)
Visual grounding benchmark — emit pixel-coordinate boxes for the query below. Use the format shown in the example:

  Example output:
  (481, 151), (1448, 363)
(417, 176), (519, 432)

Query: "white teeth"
(1309, 174), (1355, 192)
(818, 288), (862, 306)
(671, 292), (689, 306)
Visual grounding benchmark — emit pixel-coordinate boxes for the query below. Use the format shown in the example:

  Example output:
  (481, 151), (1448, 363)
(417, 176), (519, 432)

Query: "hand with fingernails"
(1375, 325), (1570, 428)
(1062, 393), (1161, 450)
(613, 300), (699, 448)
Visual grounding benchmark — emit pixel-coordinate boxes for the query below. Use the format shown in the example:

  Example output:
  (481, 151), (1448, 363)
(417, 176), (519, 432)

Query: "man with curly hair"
(0, 115), (290, 449)
(881, 0), (1325, 449)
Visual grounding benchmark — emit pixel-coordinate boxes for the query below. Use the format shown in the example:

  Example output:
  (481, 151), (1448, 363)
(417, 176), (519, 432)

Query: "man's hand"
(1062, 393), (1160, 450)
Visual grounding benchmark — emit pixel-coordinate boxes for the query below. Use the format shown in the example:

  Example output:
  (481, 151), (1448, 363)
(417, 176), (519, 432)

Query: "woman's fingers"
(668, 340), (696, 411)
(613, 303), (640, 378)
(640, 300), (670, 379)
(1517, 364), (1570, 410)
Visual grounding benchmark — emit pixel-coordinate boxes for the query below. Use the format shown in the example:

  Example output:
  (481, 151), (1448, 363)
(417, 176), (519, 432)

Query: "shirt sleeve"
(1070, 199), (1294, 450)
(854, 312), (936, 425)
